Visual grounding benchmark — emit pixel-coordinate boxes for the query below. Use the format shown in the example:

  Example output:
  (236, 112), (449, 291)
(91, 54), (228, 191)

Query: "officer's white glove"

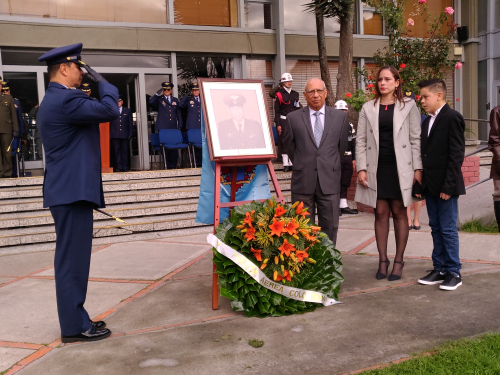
(156, 88), (164, 96)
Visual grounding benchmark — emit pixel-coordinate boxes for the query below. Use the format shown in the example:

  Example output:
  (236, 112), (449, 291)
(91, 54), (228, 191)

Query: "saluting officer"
(179, 82), (202, 165)
(0, 80), (19, 178)
(274, 73), (301, 172)
(1, 82), (26, 177)
(37, 43), (119, 343)
(110, 95), (133, 172)
(149, 82), (183, 168)
(334, 100), (358, 215)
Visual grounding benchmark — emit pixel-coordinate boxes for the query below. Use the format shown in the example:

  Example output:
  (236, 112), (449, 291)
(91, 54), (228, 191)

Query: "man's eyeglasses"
(305, 89), (326, 95)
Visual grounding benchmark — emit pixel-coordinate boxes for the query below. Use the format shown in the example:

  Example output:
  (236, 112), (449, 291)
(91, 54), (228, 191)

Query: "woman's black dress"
(376, 103), (402, 200)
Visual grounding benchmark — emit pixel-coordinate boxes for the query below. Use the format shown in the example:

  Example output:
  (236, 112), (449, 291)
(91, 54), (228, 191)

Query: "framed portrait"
(198, 78), (276, 161)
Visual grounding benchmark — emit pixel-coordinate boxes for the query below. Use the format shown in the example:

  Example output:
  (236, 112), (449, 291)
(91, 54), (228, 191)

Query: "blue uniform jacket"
(13, 99), (25, 135)
(38, 81), (119, 208)
(149, 94), (183, 130)
(179, 95), (201, 129)
(110, 107), (133, 139)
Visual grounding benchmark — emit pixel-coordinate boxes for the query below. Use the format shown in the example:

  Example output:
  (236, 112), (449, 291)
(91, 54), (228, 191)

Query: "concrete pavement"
(0, 212), (499, 375)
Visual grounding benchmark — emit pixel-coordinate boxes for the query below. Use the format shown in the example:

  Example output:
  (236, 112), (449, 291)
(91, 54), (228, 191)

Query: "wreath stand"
(212, 156), (285, 310)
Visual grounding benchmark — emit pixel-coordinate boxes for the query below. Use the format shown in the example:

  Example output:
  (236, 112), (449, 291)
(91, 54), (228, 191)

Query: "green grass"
(360, 333), (500, 374)
(461, 219), (499, 234)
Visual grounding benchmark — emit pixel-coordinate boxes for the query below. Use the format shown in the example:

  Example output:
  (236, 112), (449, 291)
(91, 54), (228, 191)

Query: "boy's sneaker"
(439, 272), (462, 291)
(418, 269), (447, 285)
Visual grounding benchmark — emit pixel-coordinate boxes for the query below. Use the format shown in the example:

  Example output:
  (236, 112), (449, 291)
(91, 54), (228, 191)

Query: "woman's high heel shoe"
(376, 259), (390, 280)
(388, 261), (405, 281)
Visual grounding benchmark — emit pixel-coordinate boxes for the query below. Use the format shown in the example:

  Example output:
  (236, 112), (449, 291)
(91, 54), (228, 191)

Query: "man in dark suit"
(179, 82), (202, 165)
(38, 43), (119, 342)
(149, 82), (183, 168)
(415, 79), (465, 291)
(110, 95), (133, 172)
(284, 78), (349, 244)
(217, 94), (266, 151)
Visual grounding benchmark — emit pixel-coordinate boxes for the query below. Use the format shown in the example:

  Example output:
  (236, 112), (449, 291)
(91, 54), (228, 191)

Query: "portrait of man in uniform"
(217, 93), (266, 151)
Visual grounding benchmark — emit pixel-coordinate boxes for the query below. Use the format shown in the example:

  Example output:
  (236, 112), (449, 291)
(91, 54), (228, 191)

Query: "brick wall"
(347, 156), (480, 212)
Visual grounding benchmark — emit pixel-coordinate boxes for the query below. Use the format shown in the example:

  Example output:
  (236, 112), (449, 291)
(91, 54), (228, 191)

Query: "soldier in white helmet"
(334, 100), (358, 215)
(273, 73), (301, 171)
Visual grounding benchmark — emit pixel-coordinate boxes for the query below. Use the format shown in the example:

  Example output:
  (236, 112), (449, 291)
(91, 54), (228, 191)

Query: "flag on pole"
(195, 113), (271, 225)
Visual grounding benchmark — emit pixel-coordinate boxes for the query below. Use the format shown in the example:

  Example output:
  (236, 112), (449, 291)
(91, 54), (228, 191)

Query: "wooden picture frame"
(198, 78), (276, 161)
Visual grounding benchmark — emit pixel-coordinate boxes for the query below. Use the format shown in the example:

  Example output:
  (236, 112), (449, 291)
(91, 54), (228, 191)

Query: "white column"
(167, 0), (174, 24)
(238, 0), (245, 28)
(272, 0), (285, 81)
(241, 55), (248, 78)
(171, 52), (178, 98)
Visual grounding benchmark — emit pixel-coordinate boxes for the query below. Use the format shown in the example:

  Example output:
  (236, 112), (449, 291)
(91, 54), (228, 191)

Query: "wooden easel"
(212, 156), (285, 310)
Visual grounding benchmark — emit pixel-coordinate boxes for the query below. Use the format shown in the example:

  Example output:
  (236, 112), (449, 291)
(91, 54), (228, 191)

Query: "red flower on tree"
(244, 225), (256, 242)
(278, 239), (295, 257)
(415, 94), (421, 100)
(274, 204), (286, 217)
(269, 218), (285, 237)
(400, 63), (406, 69)
(368, 75), (374, 80)
(366, 83), (374, 89)
(250, 247), (262, 261)
(345, 92), (352, 98)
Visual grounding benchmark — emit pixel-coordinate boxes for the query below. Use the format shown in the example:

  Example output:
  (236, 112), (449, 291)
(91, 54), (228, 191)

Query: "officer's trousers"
(0, 133), (12, 178)
(111, 138), (129, 171)
(50, 201), (94, 336)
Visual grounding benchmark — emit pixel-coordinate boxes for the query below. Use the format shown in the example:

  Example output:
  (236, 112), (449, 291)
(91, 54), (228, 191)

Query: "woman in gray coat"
(355, 66), (422, 281)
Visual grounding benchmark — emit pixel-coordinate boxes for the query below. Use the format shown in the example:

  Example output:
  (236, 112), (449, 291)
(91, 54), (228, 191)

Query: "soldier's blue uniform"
(179, 82), (202, 166)
(110, 95), (133, 171)
(38, 43), (119, 338)
(149, 82), (182, 168)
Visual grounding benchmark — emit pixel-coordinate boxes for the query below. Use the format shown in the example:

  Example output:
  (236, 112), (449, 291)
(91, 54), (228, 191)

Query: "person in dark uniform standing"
(0, 80), (19, 178)
(148, 82), (183, 169)
(217, 94), (266, 150)
(179, 82), (202, 166)
(37, 43), (119, 343)
(110, 95), (133, 172)
(1, 82), (25, 177)
(274, 73), (301, 171)
(334, 100), (358, 215)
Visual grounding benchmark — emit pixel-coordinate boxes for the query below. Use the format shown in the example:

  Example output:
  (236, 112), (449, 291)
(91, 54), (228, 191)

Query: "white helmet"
(281, 73), (293, 83)
(334, 100), (348, 110)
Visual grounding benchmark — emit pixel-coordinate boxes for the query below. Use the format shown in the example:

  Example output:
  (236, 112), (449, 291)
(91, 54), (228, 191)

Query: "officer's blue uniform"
(179, 82), (202, 166)
(110, 98), (133, 171)
(38, 43), (119, 337)
(148, 82), (183, 168)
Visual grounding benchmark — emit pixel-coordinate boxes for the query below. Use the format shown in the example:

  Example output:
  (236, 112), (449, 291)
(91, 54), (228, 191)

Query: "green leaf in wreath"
(245, 292), (259, 308)
(221, 287), (239, 300)
(270, 293), (282, 306)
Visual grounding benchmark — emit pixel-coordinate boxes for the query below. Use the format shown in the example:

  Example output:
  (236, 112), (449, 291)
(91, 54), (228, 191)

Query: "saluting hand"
(156, 88), (164, 96)
(83, 64), (108, 84)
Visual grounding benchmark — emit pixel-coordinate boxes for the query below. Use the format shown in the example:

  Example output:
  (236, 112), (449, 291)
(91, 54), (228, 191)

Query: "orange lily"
(243, 210), (255, 225)
(269, 218), (285, 237)
(250, 247), (262, 261)
(295, 247), (309, 262)
(278, 239), (295, 257)
(303, 231), (317, 242)
(274, 204), (286, 217)
(310, 226), (321, 233)
(295, 202), (310, 218)
(276, 270), (292, 282)
(284, 218), (299, 235)
(244, 226), (256, 242)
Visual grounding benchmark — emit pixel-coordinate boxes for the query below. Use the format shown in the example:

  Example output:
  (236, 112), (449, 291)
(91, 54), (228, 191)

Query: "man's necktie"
(314, 111), (323, 147)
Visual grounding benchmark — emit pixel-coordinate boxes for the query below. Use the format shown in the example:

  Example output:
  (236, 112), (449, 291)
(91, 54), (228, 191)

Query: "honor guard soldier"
(274, 73), (301, 171)
(149, 82), (183, 168)
(37, 43), (119, 343)
(0, 80), (19, 178)
(110, 95), (133, 172)
(334, 100), (358, 215)
(179, 82), (202, 165)
(1, 81), (25, 177)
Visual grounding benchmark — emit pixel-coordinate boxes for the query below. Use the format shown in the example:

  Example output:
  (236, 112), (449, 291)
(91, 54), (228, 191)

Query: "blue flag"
(195, 113), (271, 225)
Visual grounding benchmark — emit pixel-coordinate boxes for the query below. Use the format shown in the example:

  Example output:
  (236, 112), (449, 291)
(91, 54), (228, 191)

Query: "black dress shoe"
(62, 326), (111, 343)
(340, 207), (358, 215)
(91, 320), (106, 330)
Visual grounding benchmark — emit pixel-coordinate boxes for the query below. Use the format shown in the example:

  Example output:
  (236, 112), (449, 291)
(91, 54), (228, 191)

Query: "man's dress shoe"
(340, 207), (358, 215)
(61, 326), (111, 343)
(91, 320), (106, 330)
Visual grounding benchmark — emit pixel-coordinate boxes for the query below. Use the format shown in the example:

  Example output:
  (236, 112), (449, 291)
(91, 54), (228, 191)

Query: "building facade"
(0, 0), (476, 171)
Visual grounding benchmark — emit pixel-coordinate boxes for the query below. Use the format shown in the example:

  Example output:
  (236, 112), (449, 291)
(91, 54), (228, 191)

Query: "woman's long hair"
(373, 65), (404, 106)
